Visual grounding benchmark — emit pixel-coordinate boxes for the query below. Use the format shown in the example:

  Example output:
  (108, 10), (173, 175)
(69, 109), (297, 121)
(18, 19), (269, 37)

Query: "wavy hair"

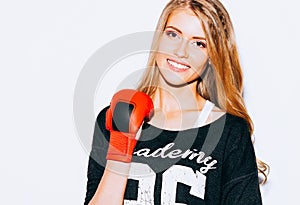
(137, 0), (269, 184)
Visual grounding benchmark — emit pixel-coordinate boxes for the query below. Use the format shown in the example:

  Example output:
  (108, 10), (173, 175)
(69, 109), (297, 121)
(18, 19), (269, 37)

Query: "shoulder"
(222, 113), (251, 143)
(205, 104), (248, 131)
(96, 106), (109, 125)
(224, 113), (249, 131)
(221, 114), (254, 158)
(207, 112), (252, 153)
(207, 110), (250, 136)
(94, 106), (110, 140)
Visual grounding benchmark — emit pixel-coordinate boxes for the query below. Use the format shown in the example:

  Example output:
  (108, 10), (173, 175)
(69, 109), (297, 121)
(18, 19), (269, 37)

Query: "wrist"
(106, 131), (137, 162)
(105, 160), (131, 176)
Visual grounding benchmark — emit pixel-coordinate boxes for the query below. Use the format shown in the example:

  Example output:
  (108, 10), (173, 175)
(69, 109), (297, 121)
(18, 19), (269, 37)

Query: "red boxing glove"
(105, 89), (154, 163)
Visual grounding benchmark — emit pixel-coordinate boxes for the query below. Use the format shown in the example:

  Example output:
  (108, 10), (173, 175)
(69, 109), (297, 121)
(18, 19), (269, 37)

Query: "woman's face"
(155, 9), (209, 87)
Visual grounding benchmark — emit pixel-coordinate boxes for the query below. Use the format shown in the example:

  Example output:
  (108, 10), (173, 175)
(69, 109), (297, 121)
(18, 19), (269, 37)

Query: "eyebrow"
(165, 25), (206, 40)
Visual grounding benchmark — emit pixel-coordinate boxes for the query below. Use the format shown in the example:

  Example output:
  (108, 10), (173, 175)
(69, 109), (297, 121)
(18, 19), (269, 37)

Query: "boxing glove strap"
(106, 131), (137, 163)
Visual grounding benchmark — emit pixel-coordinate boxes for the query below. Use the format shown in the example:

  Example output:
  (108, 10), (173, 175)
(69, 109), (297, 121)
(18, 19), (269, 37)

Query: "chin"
(159, 71), (200, 88)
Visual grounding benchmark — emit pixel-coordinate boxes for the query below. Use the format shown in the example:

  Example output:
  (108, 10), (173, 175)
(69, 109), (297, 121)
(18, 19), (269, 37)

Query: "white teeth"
(167, 59), (189, 69)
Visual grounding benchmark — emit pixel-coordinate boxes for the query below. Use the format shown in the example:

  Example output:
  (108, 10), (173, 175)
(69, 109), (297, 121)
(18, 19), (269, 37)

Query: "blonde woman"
(85, 0), (269, 204)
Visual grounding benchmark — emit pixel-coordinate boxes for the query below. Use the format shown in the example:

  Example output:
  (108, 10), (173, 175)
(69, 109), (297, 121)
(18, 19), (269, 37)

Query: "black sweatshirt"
(84, 106), (262, 205)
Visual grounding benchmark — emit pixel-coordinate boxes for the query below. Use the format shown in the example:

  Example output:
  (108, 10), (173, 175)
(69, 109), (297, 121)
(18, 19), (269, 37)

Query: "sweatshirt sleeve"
(221, 117), (262, 205)
(84, 107), (110, 205)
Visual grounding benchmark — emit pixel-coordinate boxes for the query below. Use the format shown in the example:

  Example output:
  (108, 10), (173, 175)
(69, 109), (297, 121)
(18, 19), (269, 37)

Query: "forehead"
(166, 8), (205, 37)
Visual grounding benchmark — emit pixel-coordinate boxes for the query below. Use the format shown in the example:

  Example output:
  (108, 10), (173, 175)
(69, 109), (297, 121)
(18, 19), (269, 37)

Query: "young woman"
(84, 0), (269, 204)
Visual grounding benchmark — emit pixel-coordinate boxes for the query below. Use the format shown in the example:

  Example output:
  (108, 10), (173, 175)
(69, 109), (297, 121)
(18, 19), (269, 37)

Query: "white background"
(0, 0), (299, 204)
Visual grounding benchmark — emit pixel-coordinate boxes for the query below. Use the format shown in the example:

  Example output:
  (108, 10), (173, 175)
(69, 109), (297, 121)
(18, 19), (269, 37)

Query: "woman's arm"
(84, 111), (130, 205)
(86, 89), (153, 204)
(88, 160), (130, 205)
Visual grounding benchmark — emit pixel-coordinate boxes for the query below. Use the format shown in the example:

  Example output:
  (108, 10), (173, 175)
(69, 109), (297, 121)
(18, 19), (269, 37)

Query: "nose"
(174, 39), (189, 58)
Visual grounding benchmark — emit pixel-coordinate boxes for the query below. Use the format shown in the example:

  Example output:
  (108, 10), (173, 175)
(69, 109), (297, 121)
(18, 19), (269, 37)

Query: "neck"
(153, 77), (206, 113)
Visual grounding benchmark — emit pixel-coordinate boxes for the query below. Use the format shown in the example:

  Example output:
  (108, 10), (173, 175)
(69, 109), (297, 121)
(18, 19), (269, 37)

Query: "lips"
(167, 58), (191, 72)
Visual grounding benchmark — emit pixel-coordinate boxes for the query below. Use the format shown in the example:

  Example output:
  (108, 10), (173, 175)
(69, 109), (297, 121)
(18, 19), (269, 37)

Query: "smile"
(167, 59), (190, 72)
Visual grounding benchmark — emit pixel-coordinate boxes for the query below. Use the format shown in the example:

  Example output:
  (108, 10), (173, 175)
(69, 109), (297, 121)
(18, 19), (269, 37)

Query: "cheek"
(157, 38), (176, 55)
(190, 54), (209, 74)
(155, 51), (170, 70)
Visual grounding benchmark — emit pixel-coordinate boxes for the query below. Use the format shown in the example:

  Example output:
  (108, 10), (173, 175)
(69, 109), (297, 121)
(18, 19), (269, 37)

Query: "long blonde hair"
(137, 0), (269, 184)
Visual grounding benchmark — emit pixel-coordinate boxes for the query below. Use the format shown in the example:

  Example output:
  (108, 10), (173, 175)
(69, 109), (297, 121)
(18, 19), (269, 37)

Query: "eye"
(165, 30), (180, 39)
(192, 40), (207, 48)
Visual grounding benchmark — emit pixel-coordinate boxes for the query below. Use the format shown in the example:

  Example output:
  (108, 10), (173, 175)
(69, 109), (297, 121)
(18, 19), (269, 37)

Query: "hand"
(105, 89), (154, 163)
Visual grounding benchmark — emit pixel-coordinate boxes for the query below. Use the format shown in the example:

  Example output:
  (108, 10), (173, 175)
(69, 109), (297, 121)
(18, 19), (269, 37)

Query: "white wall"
(0, 0), (298, 204)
